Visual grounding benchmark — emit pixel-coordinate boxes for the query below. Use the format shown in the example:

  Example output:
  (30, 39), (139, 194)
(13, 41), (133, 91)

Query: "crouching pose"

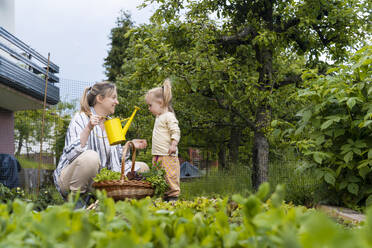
(54, 81), (148, 199)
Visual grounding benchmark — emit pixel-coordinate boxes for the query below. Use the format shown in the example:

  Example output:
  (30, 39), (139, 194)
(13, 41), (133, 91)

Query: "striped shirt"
(53, 107), (131, 194)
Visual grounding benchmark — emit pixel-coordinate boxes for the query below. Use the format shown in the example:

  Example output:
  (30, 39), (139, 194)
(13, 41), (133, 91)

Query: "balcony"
(0, 27), (60, 111)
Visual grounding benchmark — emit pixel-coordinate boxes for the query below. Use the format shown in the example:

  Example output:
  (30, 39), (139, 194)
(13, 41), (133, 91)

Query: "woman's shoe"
(73, 193), (96, 210)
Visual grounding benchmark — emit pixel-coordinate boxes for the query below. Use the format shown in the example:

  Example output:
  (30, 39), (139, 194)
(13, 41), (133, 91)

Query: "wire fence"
(12, 78), (94, 189)
(180, 158), (318, 203)
(59, 78), (95, 106)
(11, 78), (318, 202)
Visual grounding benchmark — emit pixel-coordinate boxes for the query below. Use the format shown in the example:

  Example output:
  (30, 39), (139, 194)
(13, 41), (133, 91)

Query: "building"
(0, 0), (60, 155)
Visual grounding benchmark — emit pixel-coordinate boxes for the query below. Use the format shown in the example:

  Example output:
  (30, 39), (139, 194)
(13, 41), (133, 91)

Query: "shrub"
(290, 46), (372, 208)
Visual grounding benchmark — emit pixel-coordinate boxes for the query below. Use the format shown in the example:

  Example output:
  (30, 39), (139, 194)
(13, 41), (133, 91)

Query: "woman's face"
(99, 89), (119, 115)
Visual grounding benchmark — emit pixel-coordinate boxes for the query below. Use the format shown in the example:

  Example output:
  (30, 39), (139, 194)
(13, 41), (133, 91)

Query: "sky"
(14, 0), (155, 83)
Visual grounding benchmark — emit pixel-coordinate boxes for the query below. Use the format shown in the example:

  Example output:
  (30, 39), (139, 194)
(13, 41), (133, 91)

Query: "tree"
(105, 17), (239, 168)
(52, 101), (77, 164)
(14, 109), (54, 157)
(104, 11), (134, 81)
(14, 101), (76, 166)
(137, 0), (369, 190)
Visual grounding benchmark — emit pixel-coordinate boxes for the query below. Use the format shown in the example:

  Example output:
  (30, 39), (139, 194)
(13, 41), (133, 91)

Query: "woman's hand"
(131, 139), (147, 149)
(81, 114), (104, 147)
(88, 114), (104, 130)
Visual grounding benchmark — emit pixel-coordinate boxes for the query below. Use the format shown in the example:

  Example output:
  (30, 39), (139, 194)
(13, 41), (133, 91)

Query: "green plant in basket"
(93, 163), (168, 197)
(93, 168), (121, 182)
(140, 161), (169, 197)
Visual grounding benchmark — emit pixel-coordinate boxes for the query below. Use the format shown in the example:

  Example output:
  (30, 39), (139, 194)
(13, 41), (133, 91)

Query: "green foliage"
(93, 163), (168, 197)
(14, 109), (55, 156)
(0, 183), (18, 202)
(93, 168), (122, 182)
(104, 10), (134, 81)
(107, 0), (369, 178)
(2, 185), (372, 247)
(32, 187), (64, 212)
(289, 46), (372, 207)
(14, 101), (76, 166)
(52, 101), (77, 164)
(268, 152), (320, 206)
(0, 183), (64, 211)
(141, 161), (169, 197)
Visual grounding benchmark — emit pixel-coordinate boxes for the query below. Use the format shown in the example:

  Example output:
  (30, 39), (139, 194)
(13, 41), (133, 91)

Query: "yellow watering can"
(104, 106), (140, 146)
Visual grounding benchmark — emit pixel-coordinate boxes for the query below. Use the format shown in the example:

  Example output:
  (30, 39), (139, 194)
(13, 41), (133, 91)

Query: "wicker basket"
(92, 141), (154, 200)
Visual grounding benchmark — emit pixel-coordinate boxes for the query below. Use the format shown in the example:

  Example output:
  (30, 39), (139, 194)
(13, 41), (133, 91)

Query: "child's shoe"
(164, 196), (178, 202)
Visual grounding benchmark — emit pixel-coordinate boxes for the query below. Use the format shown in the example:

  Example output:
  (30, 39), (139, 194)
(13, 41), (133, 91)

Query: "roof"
(0, 27), (60, 110)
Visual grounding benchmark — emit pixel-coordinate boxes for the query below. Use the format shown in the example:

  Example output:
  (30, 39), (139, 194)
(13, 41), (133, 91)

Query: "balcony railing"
(0, 27), (60, 105)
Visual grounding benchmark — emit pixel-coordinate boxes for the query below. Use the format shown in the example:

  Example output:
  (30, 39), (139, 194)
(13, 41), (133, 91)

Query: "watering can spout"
(104, 106), (140, 146)
(121, 106), (140, 138)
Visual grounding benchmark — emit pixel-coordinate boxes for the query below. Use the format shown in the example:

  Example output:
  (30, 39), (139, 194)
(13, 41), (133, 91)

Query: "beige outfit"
(55, 108), (149, 197)
(59, 150), (100, 195)
(58, 150), (149, 196)
(152, 111), (181, 197)
(152, 111), (180, 156)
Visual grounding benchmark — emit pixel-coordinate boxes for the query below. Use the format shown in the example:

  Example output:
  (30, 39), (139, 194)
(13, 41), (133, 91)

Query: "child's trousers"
(153, 155), (180, 197)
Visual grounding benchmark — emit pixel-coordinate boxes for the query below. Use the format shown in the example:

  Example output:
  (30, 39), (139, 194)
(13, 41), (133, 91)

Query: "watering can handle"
(120, 118), (130, 123)
(120, 141), (136, 180)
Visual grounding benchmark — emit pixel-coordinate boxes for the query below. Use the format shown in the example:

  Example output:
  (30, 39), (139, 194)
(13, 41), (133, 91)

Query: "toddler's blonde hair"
(145, 78), (174, 113)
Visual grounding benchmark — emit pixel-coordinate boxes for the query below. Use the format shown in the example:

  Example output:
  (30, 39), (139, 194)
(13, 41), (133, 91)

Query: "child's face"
(146, 97), (164, 116)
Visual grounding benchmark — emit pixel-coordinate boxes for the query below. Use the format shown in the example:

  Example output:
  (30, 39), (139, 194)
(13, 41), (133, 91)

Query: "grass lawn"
(180, 165), (252, 200)
(16, 156), (55, 170)
(180, 158), (319, 205)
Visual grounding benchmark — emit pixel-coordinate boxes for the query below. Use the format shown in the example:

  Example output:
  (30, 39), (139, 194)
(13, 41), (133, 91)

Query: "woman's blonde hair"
(80, 81), (116, 116)
(145, 78), (174, 113)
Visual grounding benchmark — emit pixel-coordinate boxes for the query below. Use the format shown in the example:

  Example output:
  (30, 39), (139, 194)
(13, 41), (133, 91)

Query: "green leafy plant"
(93, 168), (121, 182)
(3, 184), (372, 247)
(289, 46), (372, 208)
(93, 163), (168, 197)
(140, 161), (169, 197)
(0, 183), (18, 202)
(0, 183), (63, 211)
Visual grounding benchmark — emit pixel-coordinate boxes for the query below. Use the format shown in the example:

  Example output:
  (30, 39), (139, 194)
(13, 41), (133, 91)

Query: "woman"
(53, 81), (148, 199)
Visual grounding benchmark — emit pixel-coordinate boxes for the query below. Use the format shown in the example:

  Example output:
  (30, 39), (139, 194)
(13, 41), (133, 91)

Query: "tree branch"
(219, 26), (257, 45)
(213, 94), (257, 132)
(274, 18), (300, 33)
(179, 75), (257, 131)
(312, 24), (336, 48)
(274, 74), (302, 89)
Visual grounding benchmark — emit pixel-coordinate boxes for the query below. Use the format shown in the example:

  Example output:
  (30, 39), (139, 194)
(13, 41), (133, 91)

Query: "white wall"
(0, 0), (15, 33)
(0, 0), (15, 60)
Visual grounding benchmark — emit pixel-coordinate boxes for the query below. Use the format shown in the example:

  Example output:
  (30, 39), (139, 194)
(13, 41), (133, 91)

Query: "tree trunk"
(26, 136), (30, 158)
(251, 42), (273, 190)
(16, 133), (24, 156)
(229, 125), (241, 166)
(251, 0), (274, 188)
(251, 107), (270, 191)
(218, 144), (227, 171)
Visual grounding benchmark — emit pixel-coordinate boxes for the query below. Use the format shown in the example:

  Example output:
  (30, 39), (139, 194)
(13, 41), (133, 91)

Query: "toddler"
(145, 78), (181, 201)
